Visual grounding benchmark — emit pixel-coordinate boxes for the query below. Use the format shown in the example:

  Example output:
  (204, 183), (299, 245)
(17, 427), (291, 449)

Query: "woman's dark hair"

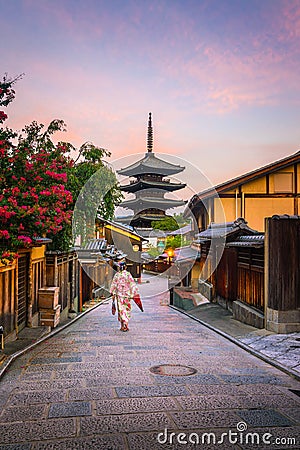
(119, 261), (126, 271)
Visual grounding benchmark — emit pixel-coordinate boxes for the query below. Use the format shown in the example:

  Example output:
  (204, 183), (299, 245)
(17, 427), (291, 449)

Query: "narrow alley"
(0, 277), (299, 449)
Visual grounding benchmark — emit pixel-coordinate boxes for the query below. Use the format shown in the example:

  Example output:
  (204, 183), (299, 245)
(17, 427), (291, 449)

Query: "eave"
(121, 179), (186, 193)
(117, 152), (185, 177)
(120, 197), (186, 209)
(187, 151), (300, 211)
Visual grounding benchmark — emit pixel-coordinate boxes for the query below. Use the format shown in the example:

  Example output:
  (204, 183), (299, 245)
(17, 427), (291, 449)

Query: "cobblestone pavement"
(0, 278), (300, 449)
(176, 302), (300, 379)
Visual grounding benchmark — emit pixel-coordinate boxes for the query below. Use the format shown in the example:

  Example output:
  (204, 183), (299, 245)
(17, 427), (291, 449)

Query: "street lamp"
(167, 248), (174, 264)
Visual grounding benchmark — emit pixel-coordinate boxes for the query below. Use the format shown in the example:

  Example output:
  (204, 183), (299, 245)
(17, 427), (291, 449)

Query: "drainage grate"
(150, 364), (197, 376)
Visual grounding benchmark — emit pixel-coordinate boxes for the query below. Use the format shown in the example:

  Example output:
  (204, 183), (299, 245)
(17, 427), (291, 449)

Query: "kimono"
(110, 270), (139, 326)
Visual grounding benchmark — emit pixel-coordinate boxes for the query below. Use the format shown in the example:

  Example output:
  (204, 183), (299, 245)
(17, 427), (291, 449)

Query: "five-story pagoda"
(117, 113), (186, 234)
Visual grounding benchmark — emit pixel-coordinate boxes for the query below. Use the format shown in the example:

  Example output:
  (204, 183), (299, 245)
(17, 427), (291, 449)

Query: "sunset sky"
(1, 0), (300, 193)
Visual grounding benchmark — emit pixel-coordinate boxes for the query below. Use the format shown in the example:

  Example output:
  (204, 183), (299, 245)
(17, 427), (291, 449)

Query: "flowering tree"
(0, 74), (121, 263)
(0, 77), (74, 262)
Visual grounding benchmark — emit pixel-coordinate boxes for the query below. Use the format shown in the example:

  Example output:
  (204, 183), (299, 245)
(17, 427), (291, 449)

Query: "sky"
(1, 0), (300, 194)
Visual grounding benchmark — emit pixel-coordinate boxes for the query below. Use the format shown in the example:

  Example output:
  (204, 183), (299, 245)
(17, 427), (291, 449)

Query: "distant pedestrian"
(110, 261), (139, 332)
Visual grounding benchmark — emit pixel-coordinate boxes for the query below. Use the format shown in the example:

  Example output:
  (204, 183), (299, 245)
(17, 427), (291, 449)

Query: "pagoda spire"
(147, 112), (153, 153)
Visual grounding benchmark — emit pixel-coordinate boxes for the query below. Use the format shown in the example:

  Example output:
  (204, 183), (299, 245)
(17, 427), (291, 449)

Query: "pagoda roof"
(136, 214), (167, 220)
(120, 197), (186, 210)
(117, 152), (185, 177)
(114, 215), (134, 224)
(121, 178), (186, 193)
(115, 213), (166, 223)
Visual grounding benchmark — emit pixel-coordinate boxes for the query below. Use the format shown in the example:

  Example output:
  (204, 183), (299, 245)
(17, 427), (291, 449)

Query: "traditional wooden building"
(96, 216), (145, 279)
(0, 239), (51, 341)
(187, 151), (300, 232)
(117, 113), (186, 233)
(175, 214), (299, 332)
(194, 218), (262, 302)
(181, 152), (300, 330)
(0, 235), (81, 342)
(226, 233), (265, 328)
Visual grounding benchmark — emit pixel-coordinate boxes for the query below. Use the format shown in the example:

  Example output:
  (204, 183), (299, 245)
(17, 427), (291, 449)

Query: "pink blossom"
(0, 230), (10, 239)
(17, 235), (33, 246)
(40, 189), (51, 196)
(0, 111), (8, 122)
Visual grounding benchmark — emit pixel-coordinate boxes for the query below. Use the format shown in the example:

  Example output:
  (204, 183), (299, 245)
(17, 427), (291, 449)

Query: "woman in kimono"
(110, 261), (139, 332)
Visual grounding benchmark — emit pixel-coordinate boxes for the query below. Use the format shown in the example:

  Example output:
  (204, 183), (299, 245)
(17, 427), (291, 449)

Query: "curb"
(0, 297), (111, 381)
(169, 305), (300, 382)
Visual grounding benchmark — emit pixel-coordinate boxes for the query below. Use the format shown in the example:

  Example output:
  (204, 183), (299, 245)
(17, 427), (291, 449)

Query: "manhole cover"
(150, 364), (197, 376)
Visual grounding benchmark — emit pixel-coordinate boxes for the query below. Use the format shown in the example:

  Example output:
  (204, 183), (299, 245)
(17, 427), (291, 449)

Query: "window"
(273, 172), (293, 193)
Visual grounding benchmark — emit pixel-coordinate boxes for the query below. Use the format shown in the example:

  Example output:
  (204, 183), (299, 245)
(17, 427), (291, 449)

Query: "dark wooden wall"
(143, 260), (171, 274)
(31, 258), (45, 315)
(197, 243), (264, 311)
(215, 248), (238, 301)
(266, 216), (300, 311)
(46, 252), (78, 312)
(237, 248), (264, 311)
(0, 264), (16, 337)
(80, 261), (114, 307)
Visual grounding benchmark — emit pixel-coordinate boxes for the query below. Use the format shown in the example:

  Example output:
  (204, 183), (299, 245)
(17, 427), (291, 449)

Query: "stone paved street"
(0, 277), (300, 449)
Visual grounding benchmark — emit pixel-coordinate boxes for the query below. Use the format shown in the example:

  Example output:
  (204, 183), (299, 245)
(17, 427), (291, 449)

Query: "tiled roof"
(76, 240), (127, 262)
(84, 239), (107, 251)
(121, 197), (186, 208)
(117, 152), (185, 176)
(174, 245), (200, 262)
(32, 237), (52, 245)
(167, 224), (192, 236)
(195, 218), (259, 242)
(121, 179), (186, 193)
(227, 234), (264, 247)
(97, 215), (146, 240)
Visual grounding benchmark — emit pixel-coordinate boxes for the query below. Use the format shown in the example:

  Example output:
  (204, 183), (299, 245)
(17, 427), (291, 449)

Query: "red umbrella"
(133, 294), (144, 312)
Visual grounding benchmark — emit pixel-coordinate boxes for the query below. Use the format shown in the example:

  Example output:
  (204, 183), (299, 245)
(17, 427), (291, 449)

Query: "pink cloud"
(278, 0), (300, 41)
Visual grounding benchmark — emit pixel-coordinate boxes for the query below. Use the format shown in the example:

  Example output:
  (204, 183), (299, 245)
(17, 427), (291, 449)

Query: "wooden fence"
(45, 251), (78, 315)
(195, 241), (264, 312)
(1, 247), (79, 339)
(265, 215), (300, 332)
(0, 262), (17, 337)
(0, 246), (47, 338)
(80, 260), (114, 308)
(237, 247), (264, 311)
